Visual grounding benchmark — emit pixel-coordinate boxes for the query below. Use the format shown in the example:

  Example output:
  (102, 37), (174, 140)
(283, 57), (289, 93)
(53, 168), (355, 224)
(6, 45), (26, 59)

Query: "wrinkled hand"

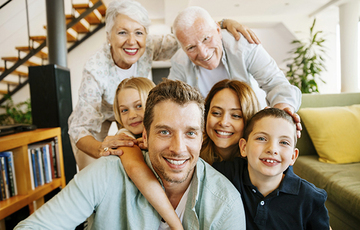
(100, 133), (136, 157)
(222, 19), (260, 44)
(284, 108), (302, 139)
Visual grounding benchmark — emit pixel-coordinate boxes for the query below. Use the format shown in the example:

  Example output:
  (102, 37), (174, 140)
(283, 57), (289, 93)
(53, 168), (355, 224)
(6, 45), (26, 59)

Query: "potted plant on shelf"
(0, 95), (32, 125)
(285, 19), (327, 93)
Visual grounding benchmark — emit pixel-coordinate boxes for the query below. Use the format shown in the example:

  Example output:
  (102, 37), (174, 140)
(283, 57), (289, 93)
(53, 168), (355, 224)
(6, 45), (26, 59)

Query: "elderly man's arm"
(245, 43), (302, 136)
(220, 19), (260, 44)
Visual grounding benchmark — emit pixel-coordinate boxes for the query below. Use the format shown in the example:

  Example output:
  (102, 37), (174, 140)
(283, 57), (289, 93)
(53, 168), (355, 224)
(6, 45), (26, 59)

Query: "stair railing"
(0, 0), (12, 9)
(0, 0), (105, 105)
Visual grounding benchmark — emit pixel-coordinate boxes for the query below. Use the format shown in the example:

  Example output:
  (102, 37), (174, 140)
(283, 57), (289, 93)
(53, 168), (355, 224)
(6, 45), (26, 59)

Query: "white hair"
(105, 0), (151, 38)
(173, 6), (217, 38)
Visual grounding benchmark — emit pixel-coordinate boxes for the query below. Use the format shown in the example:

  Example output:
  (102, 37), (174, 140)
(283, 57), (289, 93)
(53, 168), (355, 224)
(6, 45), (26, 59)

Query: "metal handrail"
(0, 0), (12, 9)
(25, 0), (31, 49)
(0, 0), (105, 105)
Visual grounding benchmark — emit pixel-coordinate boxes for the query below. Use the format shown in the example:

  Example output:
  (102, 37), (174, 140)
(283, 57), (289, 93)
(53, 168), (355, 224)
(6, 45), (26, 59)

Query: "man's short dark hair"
(143, 79), (205, 135)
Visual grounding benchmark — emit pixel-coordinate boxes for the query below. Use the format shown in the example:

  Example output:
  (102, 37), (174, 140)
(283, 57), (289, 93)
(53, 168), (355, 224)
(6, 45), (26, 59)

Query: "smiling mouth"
(165, 158), (187, 166)
(124, 48), (138, 55)
(130, 121), (142, 127)
(215, 130), (233, 137)
(203, 51), (214, 61)
(260, 158), (281, 164)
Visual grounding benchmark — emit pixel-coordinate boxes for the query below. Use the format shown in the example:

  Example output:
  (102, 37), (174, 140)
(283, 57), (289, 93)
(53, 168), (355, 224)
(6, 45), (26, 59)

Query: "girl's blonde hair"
(113, 77), (155, 128)
(200, 79), (260, 165)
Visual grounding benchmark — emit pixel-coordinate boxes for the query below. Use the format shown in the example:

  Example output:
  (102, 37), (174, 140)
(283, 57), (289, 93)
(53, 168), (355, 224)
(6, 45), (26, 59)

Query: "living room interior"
(0, 0), (359, 229)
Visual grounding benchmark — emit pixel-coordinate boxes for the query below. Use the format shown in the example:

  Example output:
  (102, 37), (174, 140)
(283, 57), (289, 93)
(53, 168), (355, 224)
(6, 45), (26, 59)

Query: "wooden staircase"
(0, 0), (106, 104)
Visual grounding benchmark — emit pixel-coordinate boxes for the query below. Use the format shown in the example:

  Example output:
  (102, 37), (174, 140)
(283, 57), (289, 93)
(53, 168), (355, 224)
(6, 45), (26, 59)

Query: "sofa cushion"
(294, 155), (360, 220)
(298, 104), (360, 164)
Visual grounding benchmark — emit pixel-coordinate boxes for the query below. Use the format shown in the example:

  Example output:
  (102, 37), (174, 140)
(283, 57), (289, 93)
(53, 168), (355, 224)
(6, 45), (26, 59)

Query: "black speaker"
(29, 64), (76, 184)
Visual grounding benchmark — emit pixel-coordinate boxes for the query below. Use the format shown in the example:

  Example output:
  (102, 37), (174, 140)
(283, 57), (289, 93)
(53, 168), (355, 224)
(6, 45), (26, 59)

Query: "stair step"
(15, 46), (48, 59)
(30, 36), (47, 43)
(67, 28), (78, 42)
(1, 80), (19, 86)
(73, 3), (102, 25)
(43, 25), (78, 42)
(1, 57), (39, 66)
(90, 0), (106, 16)
(0, 89), (8, 95)
(66, 14), (90, 33)
(0, 67), (28, 77)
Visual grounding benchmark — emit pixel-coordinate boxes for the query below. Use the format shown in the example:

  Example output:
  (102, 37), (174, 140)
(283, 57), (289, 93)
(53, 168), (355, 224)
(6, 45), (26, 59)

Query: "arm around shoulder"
(119, 146), (183, 230)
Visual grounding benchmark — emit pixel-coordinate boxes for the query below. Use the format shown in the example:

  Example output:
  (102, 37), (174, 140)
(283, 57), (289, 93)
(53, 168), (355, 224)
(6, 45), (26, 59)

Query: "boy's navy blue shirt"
(213, 157), (330, 230)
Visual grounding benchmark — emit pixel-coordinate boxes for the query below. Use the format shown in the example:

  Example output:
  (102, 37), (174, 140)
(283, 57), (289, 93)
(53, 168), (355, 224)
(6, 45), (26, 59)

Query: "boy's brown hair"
(243, 108), (297, 146)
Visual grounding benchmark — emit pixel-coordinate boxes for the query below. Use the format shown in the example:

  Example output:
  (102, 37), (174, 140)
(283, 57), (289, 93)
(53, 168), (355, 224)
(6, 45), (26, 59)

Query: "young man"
(15, 79), (245, 229)
(213, 108), (330, 229)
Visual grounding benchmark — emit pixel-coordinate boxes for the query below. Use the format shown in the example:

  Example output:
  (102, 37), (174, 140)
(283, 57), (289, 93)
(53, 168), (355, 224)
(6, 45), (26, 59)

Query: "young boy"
(213, 108), (330, 229)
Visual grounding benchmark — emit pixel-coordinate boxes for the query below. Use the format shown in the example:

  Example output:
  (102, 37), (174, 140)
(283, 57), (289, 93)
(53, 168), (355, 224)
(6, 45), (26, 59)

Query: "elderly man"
(168, 6), (301, 114)
(15, 79), (245, 229)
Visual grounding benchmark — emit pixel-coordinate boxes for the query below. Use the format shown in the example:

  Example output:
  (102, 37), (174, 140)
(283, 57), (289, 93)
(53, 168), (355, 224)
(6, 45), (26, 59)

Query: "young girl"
(113, 77), (183, 230)
(113, 77), (155, 140)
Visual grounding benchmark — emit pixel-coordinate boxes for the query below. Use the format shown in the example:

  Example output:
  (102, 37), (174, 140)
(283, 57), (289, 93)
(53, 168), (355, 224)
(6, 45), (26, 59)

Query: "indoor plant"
(0, 95), (32, 125)
(285, 19), (327, 93)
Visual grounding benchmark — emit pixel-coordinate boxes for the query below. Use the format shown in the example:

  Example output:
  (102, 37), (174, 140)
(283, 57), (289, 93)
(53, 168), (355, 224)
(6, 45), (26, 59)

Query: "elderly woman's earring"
(108, 43), (111, 47)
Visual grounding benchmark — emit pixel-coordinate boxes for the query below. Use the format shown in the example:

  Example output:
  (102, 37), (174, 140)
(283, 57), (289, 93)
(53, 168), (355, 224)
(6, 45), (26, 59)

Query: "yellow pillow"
(298, 104), (360, 164)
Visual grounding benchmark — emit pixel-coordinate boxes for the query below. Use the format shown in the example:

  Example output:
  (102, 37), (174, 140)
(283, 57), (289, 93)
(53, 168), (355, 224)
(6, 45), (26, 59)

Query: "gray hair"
(105, 0), (151, 38)
(173, 6), (217, 38)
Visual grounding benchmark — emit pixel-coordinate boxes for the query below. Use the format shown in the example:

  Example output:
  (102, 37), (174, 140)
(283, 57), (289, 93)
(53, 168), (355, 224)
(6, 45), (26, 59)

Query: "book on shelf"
(0, 151), (17, 197)
(54, 137), (62, 178)
(41, 145), (52, 184)
(51, 141), (58, 178)
(0, 157), (10, 199)
(28, 138), (61, 187)
(35, 148), (44, 186)
(27, 148), (36, 190)
(0, 160), (5, 200)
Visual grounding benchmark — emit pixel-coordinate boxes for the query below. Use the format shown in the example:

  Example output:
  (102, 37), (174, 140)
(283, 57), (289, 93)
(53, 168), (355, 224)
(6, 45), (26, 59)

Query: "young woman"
(200, 79), (260, 164)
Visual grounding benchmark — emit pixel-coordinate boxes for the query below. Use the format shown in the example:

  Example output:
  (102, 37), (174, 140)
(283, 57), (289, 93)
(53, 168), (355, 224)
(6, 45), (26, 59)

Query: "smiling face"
(240, 117), (299, 183)
(176, 18), (223, 70)
(206, 88), (244, 160)
(117, 88), (144, 135)
(108, 14), (147, 69)
(143, 100), (203, 185)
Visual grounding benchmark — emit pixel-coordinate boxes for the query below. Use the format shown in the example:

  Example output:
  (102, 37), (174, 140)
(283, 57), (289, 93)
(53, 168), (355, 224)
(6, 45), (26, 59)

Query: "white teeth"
(264, 159), (276, 163)
(216, 131), (232, 136)
(204, 52), (214, 61)
(166, 158), (186, 165)
(124, 49), (137, 53)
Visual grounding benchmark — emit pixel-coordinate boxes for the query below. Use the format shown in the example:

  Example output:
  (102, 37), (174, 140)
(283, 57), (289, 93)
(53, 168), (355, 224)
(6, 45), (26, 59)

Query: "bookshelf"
(0, 128), (66, 220)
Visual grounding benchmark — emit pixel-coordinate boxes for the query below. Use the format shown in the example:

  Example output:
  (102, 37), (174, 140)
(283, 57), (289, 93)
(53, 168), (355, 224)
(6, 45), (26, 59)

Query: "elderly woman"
(68, 0), (259, 170)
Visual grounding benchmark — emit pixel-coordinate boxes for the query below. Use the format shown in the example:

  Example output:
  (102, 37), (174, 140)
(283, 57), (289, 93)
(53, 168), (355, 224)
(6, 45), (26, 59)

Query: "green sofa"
(293, 92), (360, 230)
